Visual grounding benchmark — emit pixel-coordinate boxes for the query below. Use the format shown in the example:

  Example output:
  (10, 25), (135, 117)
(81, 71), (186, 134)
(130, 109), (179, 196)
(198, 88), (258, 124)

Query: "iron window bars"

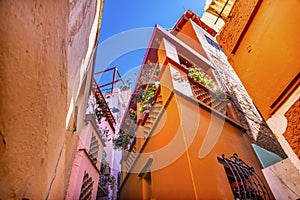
(79, 171), (94, 200)
(218, 153), (271, 200)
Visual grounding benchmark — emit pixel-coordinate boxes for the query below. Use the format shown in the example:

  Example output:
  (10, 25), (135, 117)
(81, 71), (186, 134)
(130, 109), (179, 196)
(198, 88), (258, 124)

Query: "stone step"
(144, 120), (154, 126)
(144, 130), (150, 136)
(149, 111), (159, 116)
(154, 101), (163, 106)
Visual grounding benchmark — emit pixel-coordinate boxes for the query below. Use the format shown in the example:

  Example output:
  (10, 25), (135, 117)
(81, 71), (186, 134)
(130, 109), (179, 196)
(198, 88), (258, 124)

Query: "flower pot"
(137, 103), (144, 125)
(226, 102), (239, 122)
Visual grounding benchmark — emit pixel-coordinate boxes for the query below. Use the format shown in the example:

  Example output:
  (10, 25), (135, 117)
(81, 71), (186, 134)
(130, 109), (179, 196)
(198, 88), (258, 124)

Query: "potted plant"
(129, 108), (137, 122)
(138, 83), (159, 113)
(188, 68), (228, 102)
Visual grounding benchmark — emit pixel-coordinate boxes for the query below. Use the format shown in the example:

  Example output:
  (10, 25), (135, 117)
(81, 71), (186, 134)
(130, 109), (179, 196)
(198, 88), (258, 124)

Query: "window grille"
(218, 154), (271, 200)
(79, 171), (94, 200)
(89, 134), (99, 165)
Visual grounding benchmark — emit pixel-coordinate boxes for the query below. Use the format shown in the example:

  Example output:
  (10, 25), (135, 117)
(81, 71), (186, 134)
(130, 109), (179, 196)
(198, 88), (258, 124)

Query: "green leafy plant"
(113, 129), (131, 150)
(108, 175), (116, 190)
(138, 83), (159, 113)
(95, 99), (108, 122)
(188, 68), (228, 102)
(129, 108), (137, 122)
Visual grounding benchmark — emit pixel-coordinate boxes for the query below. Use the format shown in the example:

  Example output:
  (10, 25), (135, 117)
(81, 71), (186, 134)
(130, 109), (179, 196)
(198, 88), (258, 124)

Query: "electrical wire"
(45, 138), (65, 200)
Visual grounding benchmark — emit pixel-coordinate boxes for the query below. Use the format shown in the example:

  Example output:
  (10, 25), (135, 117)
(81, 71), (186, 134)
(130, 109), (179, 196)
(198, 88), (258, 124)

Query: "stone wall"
(199, 31), (286, 158)
(0, 1), (101, 199)
(283, 98), (300, 159)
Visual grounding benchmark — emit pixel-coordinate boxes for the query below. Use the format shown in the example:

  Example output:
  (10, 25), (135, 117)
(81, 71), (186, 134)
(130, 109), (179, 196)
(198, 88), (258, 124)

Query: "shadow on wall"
(229, 92), (287, 159)
(256, 124), (287, 159)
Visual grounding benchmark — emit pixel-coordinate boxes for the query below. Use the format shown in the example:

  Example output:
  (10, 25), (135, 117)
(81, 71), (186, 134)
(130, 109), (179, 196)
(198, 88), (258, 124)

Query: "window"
(79, 171), (94, 200)
(218, 154), (271, 200)
(178, 55), (194, 69)
(138, 158), (153, 200)
(205, 36), (223, 52)
(89, 134), (99, 165)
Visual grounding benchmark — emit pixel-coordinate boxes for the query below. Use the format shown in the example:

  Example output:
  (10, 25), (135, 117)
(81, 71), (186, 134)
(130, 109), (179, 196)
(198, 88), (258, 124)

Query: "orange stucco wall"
(119, 10), (277, 199)
(120, 84), (272, 199)
(218, 0), (300, 119)
(119, 61), (273, 198)
(119, 172), (143, 200)
(174, 20), (209, 59)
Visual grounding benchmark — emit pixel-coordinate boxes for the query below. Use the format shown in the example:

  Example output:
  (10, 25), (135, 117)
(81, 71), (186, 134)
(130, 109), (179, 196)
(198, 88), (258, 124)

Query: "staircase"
(123, 94), (163, 173)
(142, 94), (163, 138)
(124, 144), (137, 172)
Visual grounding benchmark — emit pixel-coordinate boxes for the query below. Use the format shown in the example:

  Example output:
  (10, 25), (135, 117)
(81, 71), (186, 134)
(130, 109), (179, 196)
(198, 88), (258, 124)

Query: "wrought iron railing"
(98, 173), (109, 197)
(219, 154), (271, 200)
(92, 79), (115, 131)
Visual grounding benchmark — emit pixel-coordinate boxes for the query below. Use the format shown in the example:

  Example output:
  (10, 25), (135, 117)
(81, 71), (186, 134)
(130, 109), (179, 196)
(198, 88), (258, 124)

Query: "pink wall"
(79, 120), (105, 169)
(66, 119), (105, 199)
(99, 119), (115, 165)
(66, 150), (100, 199)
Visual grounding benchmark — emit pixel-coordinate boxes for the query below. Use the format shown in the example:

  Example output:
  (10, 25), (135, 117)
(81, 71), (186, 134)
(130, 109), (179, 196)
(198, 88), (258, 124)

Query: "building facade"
(215, 0), (300, 198)
(66, 79), (116, 200)
(0, 0), (104, 199)
(103, 86), (132, 199)
(116, 11), (275, 199)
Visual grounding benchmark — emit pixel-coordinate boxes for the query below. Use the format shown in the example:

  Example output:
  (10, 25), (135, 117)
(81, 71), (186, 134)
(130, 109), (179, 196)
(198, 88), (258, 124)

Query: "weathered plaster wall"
(262, 158), (300, 199)
(66, 123), (103, 200)
(0, 1), (101, 199)
(217, 0), (262, 55)
(283, 98), (300, 159)
(267, 86), (300, 171)
(66, 150), (100, 200)
(217, 0), (300, 119)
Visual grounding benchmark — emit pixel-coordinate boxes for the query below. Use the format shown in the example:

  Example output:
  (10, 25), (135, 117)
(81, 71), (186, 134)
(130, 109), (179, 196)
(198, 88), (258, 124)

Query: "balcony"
(167, 56), (239, 122)
(121, 84), (163, 173)
(97, 160), (116, 198)
(97, 173), (109, 197)
(218, 154), (271, 200)
(92, 79), (116, 131)
(189, 77), (227, 114)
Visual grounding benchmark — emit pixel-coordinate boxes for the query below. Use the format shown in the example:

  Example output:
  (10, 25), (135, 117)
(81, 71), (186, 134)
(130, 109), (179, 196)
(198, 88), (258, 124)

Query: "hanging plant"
(99, 127), (110, 142)
(132, 89), (144, 103)
(138, 83), (159, 113)
(113, 129), (131, 150)
(129, 108), (137, 122)
(108, 175), (116, 190)
(188, 68), (228, 102)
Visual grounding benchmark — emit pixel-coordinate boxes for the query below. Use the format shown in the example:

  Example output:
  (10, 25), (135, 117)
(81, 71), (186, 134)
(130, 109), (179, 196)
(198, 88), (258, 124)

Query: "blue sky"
(95, 0), (206, 92)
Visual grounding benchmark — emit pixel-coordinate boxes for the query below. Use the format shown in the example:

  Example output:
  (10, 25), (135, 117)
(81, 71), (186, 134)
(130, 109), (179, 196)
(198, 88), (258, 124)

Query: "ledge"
(79, 148), (100, 174)
(173, 89), (246, 132)
(119, 88), (245, 192)
(85, 114), (106, 147)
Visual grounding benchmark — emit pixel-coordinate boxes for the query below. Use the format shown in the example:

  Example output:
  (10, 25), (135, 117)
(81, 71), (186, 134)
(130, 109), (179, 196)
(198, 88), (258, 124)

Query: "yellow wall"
(218, 0), (300, 119)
